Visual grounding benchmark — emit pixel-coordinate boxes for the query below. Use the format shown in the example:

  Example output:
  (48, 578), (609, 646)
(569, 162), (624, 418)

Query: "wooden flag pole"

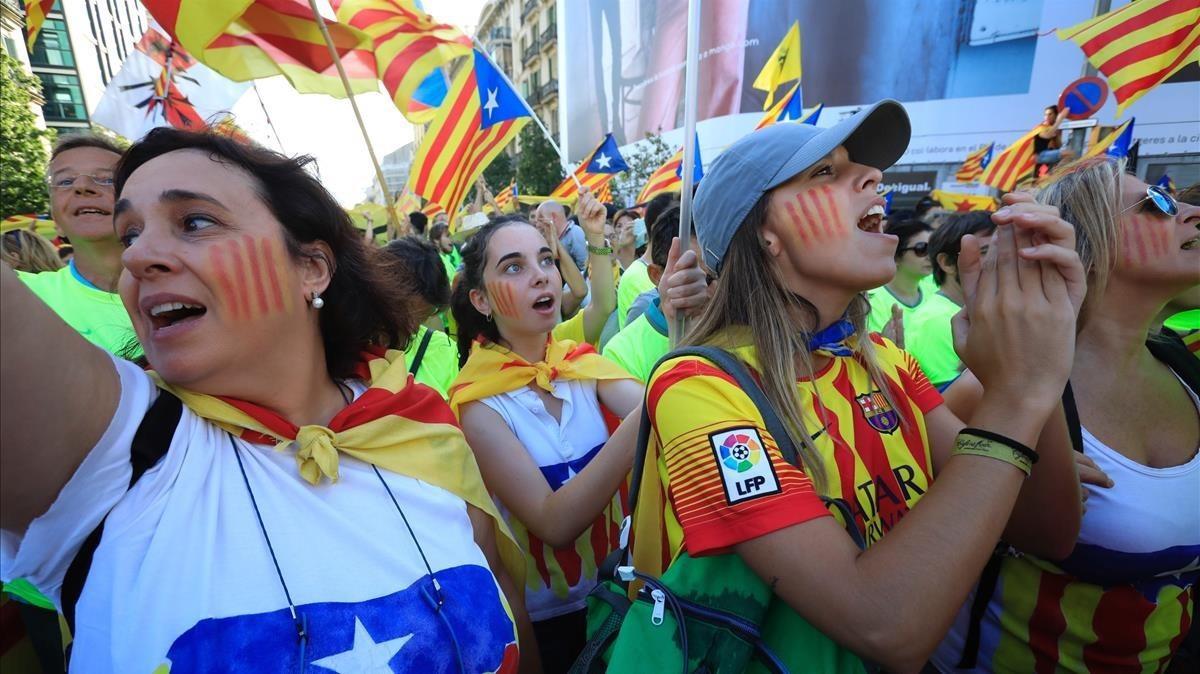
(470, 37), (583, 190)
(306, 0), (401, 238)
(673, 0), (703, 345)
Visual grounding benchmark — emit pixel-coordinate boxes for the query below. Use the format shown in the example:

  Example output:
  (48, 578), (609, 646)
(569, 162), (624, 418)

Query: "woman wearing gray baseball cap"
(623, 100), (1089, 672)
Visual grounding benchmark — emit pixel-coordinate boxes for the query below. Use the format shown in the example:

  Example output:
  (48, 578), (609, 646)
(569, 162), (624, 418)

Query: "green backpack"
(570, 346), (871, 674)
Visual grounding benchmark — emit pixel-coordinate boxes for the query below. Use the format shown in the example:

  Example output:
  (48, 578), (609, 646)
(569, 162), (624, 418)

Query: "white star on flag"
(595, 152), (611, 170)
(310, 617), (412, 673)
(483, 88), (499, 118)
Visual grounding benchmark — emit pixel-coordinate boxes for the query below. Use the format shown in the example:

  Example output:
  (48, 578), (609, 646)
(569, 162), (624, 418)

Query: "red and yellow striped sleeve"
(647, 357), (829, 556)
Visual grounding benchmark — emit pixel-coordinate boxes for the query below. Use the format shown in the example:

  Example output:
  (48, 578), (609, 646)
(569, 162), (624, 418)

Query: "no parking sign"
(1058, 76), (1109, 120)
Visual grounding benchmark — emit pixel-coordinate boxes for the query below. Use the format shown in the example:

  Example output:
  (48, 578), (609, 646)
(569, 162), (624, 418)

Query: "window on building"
(38, 72), (88, 122)
(3, 37), (19, 60)
(29, 18), (75, 67)
(547, 7), (556, 30)
(531, 71), (540, 90)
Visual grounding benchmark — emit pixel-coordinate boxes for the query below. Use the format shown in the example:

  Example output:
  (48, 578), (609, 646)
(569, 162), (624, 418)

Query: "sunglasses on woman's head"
(1121, 185), (1178, 217)
(900, 241), (929, 257)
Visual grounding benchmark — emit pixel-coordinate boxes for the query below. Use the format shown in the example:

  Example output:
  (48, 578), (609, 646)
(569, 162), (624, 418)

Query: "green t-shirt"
(904, 291), (963, 388)
(404, 324), (459, 399)
(1164, 309), (1199, 333)
(602, 302), (670, 383)
(439, 247), (463, 283)
(866, 282), (929, 334)
(616, 258), (654, 329)
(18, 266), (141, 358)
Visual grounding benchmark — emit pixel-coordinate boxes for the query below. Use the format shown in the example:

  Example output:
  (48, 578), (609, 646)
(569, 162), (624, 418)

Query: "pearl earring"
(311, 292), (324, 309)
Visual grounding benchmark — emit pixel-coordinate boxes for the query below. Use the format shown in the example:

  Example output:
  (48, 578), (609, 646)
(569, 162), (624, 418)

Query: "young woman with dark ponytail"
(447, 188), (644, 672)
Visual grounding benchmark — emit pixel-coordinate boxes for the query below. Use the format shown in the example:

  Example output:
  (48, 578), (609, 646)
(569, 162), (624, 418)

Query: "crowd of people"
(0, 98), (1196, 673)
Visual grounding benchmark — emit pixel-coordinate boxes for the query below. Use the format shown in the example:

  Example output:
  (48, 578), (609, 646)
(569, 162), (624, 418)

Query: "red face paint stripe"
(795, 191), (822, 241)
(820, 186), (843, 236)
(1132, 224), (1149, 264)
(260, 238), (286, 313)
(784, 200), (810, 243)
(210, 244), (241, 320)
(243, 235), (270, 314)
(226, 240), (253, 320)
(806, 189), (833, 238)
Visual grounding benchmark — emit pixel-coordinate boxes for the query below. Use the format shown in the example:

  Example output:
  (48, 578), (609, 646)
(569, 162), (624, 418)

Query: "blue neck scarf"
(807, 317), (857, 358)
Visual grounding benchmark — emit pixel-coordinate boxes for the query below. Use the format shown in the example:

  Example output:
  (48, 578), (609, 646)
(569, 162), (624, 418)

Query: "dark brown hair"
(114, 127), (419, 379)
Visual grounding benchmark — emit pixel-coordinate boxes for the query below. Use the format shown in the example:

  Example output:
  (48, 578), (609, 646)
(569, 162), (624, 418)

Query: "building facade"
(25, 0), (146, 135)
(1, 0), (46, 128)
(476, 0), (558, 147)
(366, 142), (416, 204)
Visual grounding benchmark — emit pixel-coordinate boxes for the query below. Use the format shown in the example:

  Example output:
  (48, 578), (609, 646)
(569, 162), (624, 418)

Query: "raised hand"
(883, 304), (905, 349)
(658, 237), (711, 321)
(576, 186), (607, 244)
(991, 192), (1086, 317)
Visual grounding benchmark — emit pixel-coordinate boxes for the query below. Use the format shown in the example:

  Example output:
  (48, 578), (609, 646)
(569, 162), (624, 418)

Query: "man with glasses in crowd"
(18, 134), (140, 357)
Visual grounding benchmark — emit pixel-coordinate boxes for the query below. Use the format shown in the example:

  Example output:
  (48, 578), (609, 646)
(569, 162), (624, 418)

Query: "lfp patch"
(710, 428), (779, 505)
(855, 390), (900, 434)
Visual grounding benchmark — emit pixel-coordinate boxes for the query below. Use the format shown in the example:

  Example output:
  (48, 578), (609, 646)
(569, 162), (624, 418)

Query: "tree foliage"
(1, 52), (53, 217)
(612, 131), (674, 206)
(516, 124), (564, 196)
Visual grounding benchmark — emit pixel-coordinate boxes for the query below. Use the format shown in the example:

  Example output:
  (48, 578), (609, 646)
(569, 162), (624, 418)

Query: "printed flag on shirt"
(755, 81), (822, 130)
(142, 0), (379, 99)
(549, 133), (628, 202)
(1057, 0), (1200, 114)
(955, 143), (994, 183)
(22, 0), (54, 50)
(753, 20), (802, 109)
(407, 49), (529, 222)
(1083, 118), (1136, 160)
(332, 0), (473, 122)
(93, 26), (250, 141)
(980, 127), (1039, 192)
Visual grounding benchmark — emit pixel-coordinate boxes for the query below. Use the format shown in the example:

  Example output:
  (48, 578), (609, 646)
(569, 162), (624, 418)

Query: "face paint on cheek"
(209, 236), (291, 320)
(1120, 216), (1150, 266)
(817, 186), (846, 237)
(486, 280), (516, 318)
(788, 190), (824, 242)
(258, 237), (290, 313)
(209, 245), (242, 320)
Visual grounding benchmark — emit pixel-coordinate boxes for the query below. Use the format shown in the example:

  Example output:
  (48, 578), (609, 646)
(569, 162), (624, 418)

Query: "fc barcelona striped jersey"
(646, 332), (943, 564)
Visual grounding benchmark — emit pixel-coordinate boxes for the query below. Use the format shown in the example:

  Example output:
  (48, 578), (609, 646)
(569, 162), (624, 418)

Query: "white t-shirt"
(479, 379), (617, 621)
(1, 356), (518, 674)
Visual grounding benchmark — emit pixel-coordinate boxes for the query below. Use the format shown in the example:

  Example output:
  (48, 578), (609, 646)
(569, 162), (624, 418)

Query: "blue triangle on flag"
(980, 143), (994, 170)
(585, 134), (628, 174)
(675, 132), (704, 183)
(473, 50), (530, 129)
(801, 103), (822, 126)
(413, 69), (448, 109)
(1105, 119), (1135, 160)
(1156, 173), (1172, 190)
(778, 85), (804, 122)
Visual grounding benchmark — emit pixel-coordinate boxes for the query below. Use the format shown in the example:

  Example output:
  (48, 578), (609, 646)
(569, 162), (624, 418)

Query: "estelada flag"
(954, 143), (994, 183)
(754, 82), (821, 130)
(930, 189), (998, 213)
(753, 20), (802, 109)
(493, 182), (517, 211)
(407, 49), (530, 225)
(1057, 0), (1200, 114)
(332, 0), (473, 123)
(1082, 118), (1135, 160)
(92, 26), (250, 141)
(22, 0), (54, 50)
(142, 0), (378, 98)
(549, 133), (628, 203)
(980, 127), (1039, 192)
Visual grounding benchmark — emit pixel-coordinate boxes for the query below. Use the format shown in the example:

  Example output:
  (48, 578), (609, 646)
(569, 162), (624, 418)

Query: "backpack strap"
(408, 328), (435, 377)
(1148, 330), (1200, 396)
(60, 392), (182, 634)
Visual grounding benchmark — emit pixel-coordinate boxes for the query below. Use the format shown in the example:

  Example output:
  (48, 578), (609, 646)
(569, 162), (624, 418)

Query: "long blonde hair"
(1035, 156), (1124, 326)
(683, 194), (900, 495)
(2, 230), (63, 273)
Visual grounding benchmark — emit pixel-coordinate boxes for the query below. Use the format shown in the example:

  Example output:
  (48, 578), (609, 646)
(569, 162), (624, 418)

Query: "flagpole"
(252, 82), (288, 154)
(673, 0), (702, 346)
(470, 37), (583, 190)
(306, 0), (401, 238)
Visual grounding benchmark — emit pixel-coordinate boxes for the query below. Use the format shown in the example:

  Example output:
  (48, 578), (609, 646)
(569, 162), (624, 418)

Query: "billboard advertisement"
(559, 0), (1200, 165)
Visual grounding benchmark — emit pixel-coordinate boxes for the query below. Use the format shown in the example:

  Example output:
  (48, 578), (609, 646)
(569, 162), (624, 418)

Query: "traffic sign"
(1058, 77), (1109, 120)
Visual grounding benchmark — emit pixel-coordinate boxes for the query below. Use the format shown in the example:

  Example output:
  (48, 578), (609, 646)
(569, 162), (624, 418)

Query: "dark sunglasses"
(1121, 185), (1178, 217)
(900, 241), (929, 257)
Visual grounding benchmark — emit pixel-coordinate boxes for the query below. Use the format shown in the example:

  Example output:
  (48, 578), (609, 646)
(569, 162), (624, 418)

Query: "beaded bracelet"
(953, 428), (1039, 476)
(587, 243), (614, 256)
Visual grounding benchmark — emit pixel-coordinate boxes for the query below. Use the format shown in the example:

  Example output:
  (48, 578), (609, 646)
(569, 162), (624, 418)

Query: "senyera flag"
(22, 1), (54, 50)
(1057, 0), (1200, 114)
(332, 0), (473, 123)
(955, 143), (994, 183)
(141, 0), (378, 98)
(407, 49), (530, 225)
(92, 26), (250, 141)
(980, 127), (1038, 192)
(549, 133), (628, 203)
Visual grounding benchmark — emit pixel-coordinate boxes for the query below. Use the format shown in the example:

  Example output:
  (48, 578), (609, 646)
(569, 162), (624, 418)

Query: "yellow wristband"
(952, 433), (1033, 476)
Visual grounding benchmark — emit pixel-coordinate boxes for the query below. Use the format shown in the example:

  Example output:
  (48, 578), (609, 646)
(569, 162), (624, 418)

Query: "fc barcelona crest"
(855, 390), (900, 434)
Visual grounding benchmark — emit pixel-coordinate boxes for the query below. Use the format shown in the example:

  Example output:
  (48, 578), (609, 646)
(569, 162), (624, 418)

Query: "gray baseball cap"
(693, 99), (911, 274)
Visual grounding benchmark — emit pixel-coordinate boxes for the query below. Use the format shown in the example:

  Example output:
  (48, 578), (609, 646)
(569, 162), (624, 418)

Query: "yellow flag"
(930, 190), (998, 213)
(753, 21), (802, 110)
